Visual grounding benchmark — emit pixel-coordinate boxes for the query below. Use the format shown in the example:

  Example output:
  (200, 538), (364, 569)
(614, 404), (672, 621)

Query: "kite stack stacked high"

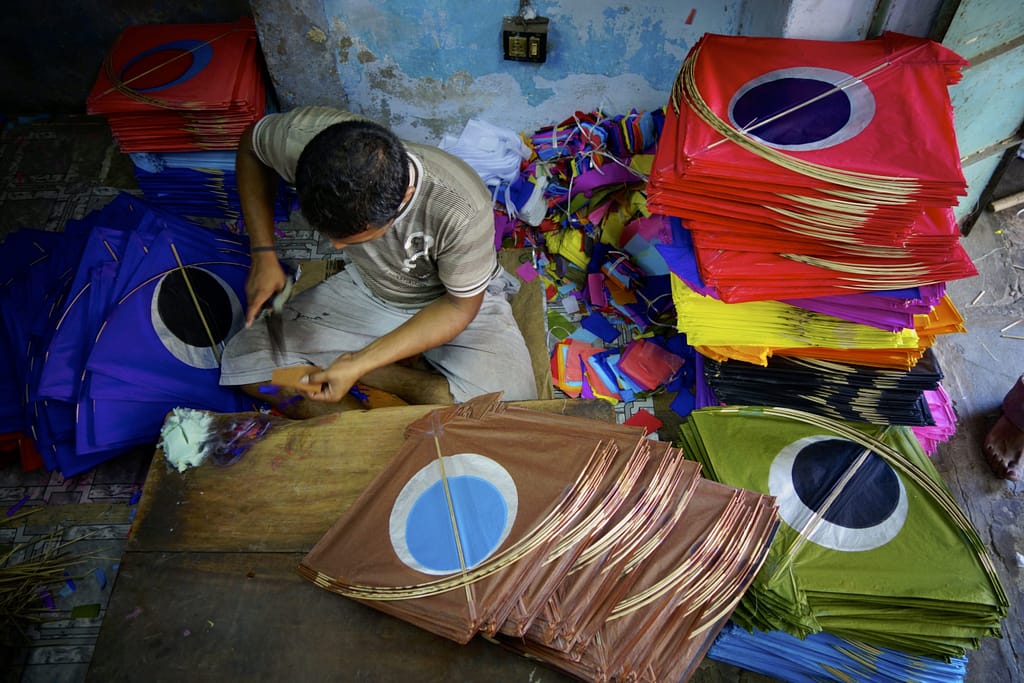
(0, 193), (251, 476)
(86, 18), (289, 220)
(298, 395), (779, 683)
(645, 32), (976, 454)
(86, 17), (267, 152)
(680, 406), (1008, 676)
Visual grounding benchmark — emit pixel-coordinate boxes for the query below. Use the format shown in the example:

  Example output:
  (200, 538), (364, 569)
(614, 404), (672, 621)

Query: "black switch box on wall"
(502, 15), (549, 63)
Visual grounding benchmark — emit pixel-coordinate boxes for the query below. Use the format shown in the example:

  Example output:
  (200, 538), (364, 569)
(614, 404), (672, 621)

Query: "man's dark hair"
(295, 120), (410, 239)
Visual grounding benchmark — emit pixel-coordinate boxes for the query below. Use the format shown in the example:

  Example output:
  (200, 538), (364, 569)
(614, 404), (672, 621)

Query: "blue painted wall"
(253, 0), (744, 143)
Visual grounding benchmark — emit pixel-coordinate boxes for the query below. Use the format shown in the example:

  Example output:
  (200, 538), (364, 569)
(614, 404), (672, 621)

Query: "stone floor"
(0, 114), (1021, 681)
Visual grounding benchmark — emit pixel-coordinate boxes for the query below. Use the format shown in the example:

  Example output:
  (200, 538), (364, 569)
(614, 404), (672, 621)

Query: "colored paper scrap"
(624, 408), (664, 432)
(580, 313), (621, 344)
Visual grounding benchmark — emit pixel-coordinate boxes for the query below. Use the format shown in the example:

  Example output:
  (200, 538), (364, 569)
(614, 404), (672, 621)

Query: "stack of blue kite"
(0, 193), (252, 476)
(708, 623), (968, 683)
(129, 150), (296, 221)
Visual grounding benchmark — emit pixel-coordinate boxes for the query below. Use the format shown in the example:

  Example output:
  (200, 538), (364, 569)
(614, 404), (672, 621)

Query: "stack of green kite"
(678, 405), (1008, 659)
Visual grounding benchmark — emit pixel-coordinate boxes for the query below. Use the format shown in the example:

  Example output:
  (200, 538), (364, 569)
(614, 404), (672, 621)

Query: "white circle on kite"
(150, 266), (244, 369)
(390, 453), (518, 576)
(768, 434), (907, 552)
(728, 67), (876, 151)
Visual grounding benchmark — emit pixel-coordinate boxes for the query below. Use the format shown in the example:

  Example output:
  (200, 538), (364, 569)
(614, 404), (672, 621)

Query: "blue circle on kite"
(390, 453), (519, 576)
(792, 438), (899, 528)
(404, 476), (508, 573)
(728, 67), (876, 151)
(119, 40), (214, 92)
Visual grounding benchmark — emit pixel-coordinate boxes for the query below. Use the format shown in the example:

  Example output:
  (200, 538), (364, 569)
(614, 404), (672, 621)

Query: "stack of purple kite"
(0, 193), (251, 475)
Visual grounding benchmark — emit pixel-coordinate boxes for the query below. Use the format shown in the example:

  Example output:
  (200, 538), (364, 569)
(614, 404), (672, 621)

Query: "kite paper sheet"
(86, 18), (267, 152)
(679, 406), (1008, 659)
(647, 32), (977, 303)
(3, 193), (252, 476)
(299, 395), (779, 681)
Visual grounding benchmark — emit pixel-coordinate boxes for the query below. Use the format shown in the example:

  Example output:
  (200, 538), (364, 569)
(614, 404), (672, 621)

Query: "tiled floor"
(1, 114), (1022, 681)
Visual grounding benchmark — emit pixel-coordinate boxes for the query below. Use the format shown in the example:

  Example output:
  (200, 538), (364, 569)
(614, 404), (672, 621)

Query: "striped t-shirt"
(252, 106), (500, 308)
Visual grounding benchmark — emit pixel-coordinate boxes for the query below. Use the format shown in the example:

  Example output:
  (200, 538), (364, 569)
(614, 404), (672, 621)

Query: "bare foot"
(984, 414), (1023, 481)
(984, 374), (1024, 481)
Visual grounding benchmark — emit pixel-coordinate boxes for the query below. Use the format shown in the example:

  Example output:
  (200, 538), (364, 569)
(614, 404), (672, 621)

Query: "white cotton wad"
(158, 407), (215, 472)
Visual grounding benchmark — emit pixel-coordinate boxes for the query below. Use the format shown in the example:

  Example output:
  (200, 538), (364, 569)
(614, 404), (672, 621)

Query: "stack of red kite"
(86, 17), (267, 152)
(647, 32), (976, 303)
(299, 395), (778, 682)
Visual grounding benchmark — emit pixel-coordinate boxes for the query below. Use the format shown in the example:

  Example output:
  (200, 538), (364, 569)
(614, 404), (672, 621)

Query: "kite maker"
(219, 106), (538, 416)
(984, 374), (1024, 481)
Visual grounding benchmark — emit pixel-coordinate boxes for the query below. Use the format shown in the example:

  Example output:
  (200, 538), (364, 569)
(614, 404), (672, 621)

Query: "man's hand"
(244, 252), (287, 327)
(299, 353), (364, 402)
(296, 291), (485, 403)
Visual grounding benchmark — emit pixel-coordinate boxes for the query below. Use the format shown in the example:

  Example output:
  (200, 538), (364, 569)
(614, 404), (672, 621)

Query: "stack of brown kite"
(86, 17), (267, 152)
(298, 395), (778, 681)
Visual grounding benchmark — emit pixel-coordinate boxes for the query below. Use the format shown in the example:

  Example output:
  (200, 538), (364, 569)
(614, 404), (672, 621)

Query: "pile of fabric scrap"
(299, 394), (779, 682)
(459, 109), (705, 417)
(87, 18), (291, 221)
(0, 193), (251, 476)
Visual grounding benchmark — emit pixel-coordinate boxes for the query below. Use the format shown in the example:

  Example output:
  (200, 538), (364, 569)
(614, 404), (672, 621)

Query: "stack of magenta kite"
(299, 395), (779, 682)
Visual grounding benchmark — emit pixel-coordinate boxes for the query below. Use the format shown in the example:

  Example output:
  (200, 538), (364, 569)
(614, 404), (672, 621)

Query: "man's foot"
(983, 374), (1024, 481)
(983, 414), (1023, 481)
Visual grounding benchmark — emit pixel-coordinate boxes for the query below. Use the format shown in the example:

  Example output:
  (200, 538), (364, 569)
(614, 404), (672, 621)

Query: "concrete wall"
(251, 0), (951, 145)
(252, 0), (745, 143)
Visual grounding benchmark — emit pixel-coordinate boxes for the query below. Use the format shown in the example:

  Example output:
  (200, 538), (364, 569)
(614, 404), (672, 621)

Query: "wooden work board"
(88, 399), (612, 682)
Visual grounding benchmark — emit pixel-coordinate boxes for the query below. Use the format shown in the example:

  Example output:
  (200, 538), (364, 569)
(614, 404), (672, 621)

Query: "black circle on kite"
(728, 67), (876, 151)
(792, 438), (899, 528)
(151, 266), (243, 369)
(119, 40), (214, 93)
(769, 434), (907, 552)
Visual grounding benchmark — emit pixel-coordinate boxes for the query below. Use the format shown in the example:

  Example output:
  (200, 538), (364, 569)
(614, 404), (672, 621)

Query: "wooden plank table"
(87, 400), (612, 682)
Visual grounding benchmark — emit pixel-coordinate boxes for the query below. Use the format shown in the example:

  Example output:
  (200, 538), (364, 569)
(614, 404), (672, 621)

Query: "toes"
(983, 443), (1012, 479)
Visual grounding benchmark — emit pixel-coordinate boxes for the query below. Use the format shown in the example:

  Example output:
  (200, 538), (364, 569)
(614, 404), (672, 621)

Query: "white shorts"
(219, 264), (539, 402)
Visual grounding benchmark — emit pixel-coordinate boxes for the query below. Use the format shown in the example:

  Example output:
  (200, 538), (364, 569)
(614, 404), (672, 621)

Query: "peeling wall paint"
(252, 0), (742, 143)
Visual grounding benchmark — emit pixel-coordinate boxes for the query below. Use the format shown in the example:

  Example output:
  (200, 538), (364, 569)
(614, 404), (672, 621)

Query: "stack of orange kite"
(647, 32), (976, 305)
(86, 17), (267, 152)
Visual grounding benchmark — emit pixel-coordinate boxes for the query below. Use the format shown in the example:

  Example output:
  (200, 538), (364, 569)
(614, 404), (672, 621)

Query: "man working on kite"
(219, 106), (538, 415)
